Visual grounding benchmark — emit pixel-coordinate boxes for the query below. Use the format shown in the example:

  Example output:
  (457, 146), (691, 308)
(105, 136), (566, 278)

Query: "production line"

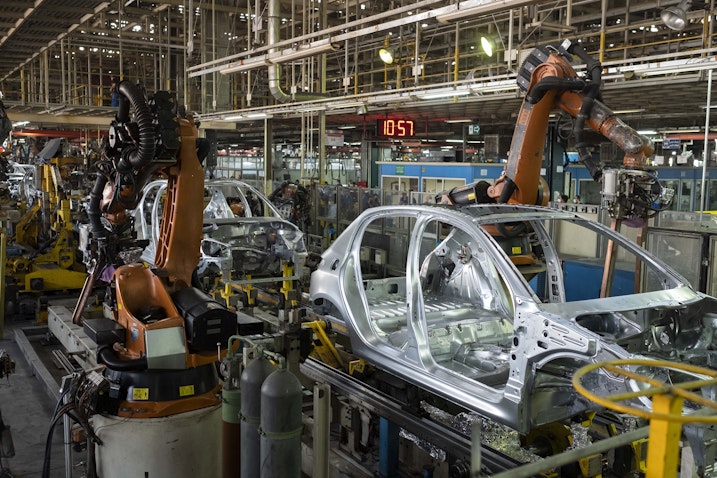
(1, 1), (717, 477)
(2, 43), (716, 478)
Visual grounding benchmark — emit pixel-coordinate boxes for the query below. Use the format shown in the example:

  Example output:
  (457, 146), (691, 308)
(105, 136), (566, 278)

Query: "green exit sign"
(469, 124), (481, 135)
(395, 165), (405, 175)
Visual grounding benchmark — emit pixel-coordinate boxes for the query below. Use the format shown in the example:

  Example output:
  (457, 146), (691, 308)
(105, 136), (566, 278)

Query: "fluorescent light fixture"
(637, 130), (658, 135)
(446, 139), (464, 143)
(471, 79), (520, 94)
(444, 119), (472, 123)
(269, 39), (341, 64)
(420, 89), (471, 100)
(641, 63), (716, 77)
(338, 125), (357, 129)
(613, 108), (646, 114)
(602, 58), (717, 80)
(436, 0), (540, 23)
(526, 20), (575, 33)
(329, 101), (367, 110)
(220, 57), (271, 75)
(219, 39), (341, 74)
(662, 128), (700, 133)
(223, 112), (272, 121)
(299, 106), (327, 112)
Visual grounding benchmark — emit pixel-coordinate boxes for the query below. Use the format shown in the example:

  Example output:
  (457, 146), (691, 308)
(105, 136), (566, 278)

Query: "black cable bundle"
(42, 373), (104, 478)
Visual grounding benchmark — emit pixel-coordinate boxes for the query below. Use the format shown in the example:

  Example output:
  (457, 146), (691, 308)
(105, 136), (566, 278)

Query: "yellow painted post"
(645, 393), (684, 478)
(281, 263), (295, 307)
(220, 282), (232, 308)
(244, 275), (255, 307)
(0, 232), (6, 339)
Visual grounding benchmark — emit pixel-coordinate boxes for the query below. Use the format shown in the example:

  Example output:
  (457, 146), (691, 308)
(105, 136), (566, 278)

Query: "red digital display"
(377, 119), (415, 138)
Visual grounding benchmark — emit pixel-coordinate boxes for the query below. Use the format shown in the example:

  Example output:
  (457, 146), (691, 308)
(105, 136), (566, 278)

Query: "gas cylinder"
(222, 386), (241, 478)
(240, 356), (275, 478)
(259, 368), (303, 478)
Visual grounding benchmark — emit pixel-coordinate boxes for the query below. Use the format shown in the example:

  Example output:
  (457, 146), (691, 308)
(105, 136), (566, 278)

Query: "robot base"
(94, 405), (221, 478)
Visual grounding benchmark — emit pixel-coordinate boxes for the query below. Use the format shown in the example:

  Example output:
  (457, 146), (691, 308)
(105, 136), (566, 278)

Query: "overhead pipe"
(190, 0), (442, 74)
(267, 0), (326, 102)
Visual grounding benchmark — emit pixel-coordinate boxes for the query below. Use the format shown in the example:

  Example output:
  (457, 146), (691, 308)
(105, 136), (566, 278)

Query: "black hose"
(116, 93), (130, 123)
(97, 345), (148, 372)
(42, 402), (73, 478)
(498, 177), (517, 204)
(527, 77), (586, 104)
(568, 42), (603, 94)
(42, 403), (101, 478)
(115, 81), (156, 173)
(567, 42), (604, 180)
(196, 138), (210, 165)
(87, 173), (108, 241)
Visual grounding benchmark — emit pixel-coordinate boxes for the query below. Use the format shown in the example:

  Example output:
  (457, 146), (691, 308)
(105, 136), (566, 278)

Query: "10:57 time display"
(377, 119), (415, 138)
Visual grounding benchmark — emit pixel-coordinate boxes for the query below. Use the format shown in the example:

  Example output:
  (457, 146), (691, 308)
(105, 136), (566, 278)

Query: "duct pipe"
(699, 69), (712, 222)
(267, 0), (326, 102)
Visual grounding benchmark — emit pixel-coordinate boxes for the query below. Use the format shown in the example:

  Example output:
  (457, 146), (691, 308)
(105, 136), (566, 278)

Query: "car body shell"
(134, 179), (307, 283)
(310, 204), (717, 433)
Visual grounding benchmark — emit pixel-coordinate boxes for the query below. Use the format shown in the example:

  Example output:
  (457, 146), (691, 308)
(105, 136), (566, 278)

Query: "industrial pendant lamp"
(379, 46), (395, 64)
(661, 0), (691, 31)
(480, 35), (496, 57)
(379, 35), (395, 64)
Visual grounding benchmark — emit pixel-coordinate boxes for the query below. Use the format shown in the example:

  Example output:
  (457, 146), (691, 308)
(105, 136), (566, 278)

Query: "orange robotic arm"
(439, 40), (665, 216)
(88, 85), (204, 288)
(488, 40), (653, 205)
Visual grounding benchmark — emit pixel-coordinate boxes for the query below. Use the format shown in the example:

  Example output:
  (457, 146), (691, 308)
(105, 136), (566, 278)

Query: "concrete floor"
(0, 318), (71, 478)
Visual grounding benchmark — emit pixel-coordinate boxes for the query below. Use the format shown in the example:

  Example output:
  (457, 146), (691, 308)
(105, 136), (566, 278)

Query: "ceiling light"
(526, 20), (575, 33)
(270, 40), (341, 64)
(420, 89), (471, 100)
(661, 0), (691, 31)
(378, 35), (395, 65)
(662, 128), (701, 133)
(220, 57), (271, 75)
(224, 115), (244, 121)
(379, 46), (395, 64)
(436, 0), (541, 23)
(299, 106), (327, 113)
(480, 36), (495, 57)
(219, 40), (341, 75)
(613, 109), (646, 114)
(444, 119), (472, 123)
(637, 130), (658, 135)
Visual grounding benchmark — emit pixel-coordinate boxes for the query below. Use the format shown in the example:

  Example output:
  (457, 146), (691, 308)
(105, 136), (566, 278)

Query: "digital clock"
(377, 118), (415, 138)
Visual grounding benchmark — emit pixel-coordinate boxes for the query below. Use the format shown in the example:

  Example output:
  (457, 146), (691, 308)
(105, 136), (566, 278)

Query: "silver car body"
(134, 179), (307, 282)
(310, 204), (717, 433)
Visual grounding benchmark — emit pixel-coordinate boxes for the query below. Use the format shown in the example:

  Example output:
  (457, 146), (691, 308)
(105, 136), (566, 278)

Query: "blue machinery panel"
(379, 161), (717, 208)
(378, 162), (506, 190)
(530, 261), (636, 301)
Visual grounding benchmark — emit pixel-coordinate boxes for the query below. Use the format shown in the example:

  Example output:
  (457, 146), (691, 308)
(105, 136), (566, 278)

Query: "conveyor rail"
(300, 357), (523, 474)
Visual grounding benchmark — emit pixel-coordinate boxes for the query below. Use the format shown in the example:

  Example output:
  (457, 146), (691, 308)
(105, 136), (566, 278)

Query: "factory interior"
(4, 0), (717, 477)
